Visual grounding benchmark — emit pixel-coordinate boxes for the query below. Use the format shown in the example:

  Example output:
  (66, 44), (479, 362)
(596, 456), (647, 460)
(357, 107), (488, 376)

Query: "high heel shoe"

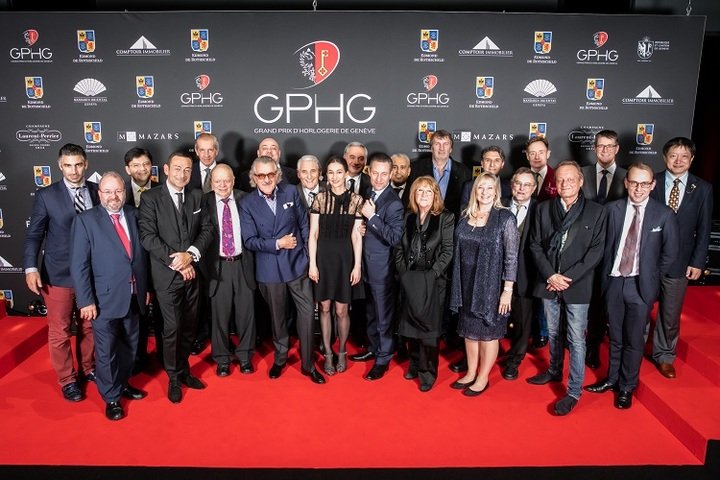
(462, 380), (490, 397)
(323, 353), (336, 375)
(336, 352), (347, 373)
(450, 377), (476, 389)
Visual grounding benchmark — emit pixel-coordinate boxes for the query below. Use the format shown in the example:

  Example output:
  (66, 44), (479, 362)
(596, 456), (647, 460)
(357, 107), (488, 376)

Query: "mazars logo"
(10, 29), (53, 62)
(294, 40), (340, 89)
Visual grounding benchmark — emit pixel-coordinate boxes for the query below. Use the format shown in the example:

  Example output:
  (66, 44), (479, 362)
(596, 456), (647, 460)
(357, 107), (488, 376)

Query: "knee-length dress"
(310, 190), (364, 303)
(450, 208), (519, 341)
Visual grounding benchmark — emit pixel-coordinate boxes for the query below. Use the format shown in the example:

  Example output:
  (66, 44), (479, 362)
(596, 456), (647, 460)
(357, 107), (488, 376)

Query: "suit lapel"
(678, 173), (699, 214)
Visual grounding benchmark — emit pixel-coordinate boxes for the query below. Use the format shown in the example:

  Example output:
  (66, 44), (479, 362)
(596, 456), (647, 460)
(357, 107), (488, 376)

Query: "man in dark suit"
(649, 137), (713, 379)
(138, 151), (214, 403)
(406, 129), (471, 219)
(526, 137), (557, 203)
(581, 130), (628, 370)
(344, 142), (371, 197)
(23, 143), (99, 402)
(527, 160), (607, 416)
(501, 168), (538, 380)
(296, 154), (325, 211)
(200, 164), (257, 377)
(239, 156), (325, 384)
(584, 163), (678, 409)
(390, 153), (412, 209)
(350, 152), (404, 380)
(124, 146), (159, 208)
(237, 137), (298, 191)
(70, 172), (149, 420)
(188, 133), (221, 194)
(460, 145), (512, 210)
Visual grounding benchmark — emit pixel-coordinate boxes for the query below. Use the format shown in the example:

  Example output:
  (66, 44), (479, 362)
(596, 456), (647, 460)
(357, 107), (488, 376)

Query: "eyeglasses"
(596, 144), (618, 150)
(626, 180), (653, 189)
(100, 189), (124, 196)
(127, 161), (151, 169)
(512, 181), (534, 189)
(253, 171), (277, 181)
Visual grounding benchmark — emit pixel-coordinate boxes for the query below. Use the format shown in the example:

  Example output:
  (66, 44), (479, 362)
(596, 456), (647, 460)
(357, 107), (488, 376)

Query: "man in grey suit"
(584, 163), (678, 409)
(649, 137), (713, 379)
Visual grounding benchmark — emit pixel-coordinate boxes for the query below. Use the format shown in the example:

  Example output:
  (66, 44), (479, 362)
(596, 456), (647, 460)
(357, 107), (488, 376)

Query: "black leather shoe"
(168, 382), (182, 403)
(450, 377), (476, 390)
(584, 378), (616, 394)
(404, 370), (418, 380)
(532, 336), (549, 348)
(449, 358), (468, 373)
(462, 381), (490, 397)
(62, 382), (84, 402)
(190, 338), (206, 355)
(502, 364), (519, 381)
(526, 371), (563, 385)
(105, 401), (124, 421)
(240, 362), (254, 374)
(303, 368), (326, 384)
(365, 364), (388, 381)
(269, 363), (284, 379)
(350, 351), (375, 362)
(85, 371), (97, 383)
(181, 374), (206, 389)
(615, 390), (633, 409)
(216, 364), (231, 377)
(419, 383), (433, 392)
(121, 384), (147, 400)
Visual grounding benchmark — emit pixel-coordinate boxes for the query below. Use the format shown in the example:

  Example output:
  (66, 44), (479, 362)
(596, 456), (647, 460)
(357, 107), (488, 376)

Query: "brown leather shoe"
(659, 363), (676, 379)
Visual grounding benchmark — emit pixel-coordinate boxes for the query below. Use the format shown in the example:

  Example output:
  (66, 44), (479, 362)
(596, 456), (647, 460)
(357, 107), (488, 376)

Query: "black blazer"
(137, 183), (214, 290)
(529, 198), (607, 303)
(296, 182), (327, 212)
(581, 164), (627, 204)
(650, 171), (713, 278)
(199, 189), (256, 295)
(502, 198), (537, 297)
(406, 157), (471, 219)
(600, 198), (679, 304)
(394, 210), (455, 280)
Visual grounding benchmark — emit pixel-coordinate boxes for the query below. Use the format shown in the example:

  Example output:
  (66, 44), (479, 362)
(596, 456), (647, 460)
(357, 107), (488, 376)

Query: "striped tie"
(73, 186), (87, 214)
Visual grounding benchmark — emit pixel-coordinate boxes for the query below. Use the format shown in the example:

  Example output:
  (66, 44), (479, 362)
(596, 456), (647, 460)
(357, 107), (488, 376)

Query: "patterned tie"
(619, 205), (640, 276)
(668, 178), (681, 213)
(136, 186), (146, 207)
(307, 191), (316, 208)
(597, 169), (609, 204)
(220, 198), (235, 257)
(73, 186), (87, 214)
(347, 178), (355, 194)
(203, 167), (212, 193)
(110, 213), (132, 258)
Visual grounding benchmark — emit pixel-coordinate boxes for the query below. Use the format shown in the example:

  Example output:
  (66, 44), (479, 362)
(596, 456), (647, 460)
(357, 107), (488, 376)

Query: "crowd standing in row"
(23, 130), (713, 420)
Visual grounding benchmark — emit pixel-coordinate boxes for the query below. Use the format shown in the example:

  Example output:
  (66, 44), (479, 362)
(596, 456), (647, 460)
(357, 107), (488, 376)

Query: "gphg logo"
(253, 93), (376, 124)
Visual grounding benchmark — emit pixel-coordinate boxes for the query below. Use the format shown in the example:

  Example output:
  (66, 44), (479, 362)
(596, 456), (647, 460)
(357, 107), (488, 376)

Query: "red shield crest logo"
(593, 31), (608, 48)
(422, 75), (438, 91)
(294, 40), (340, 89)
(195, 74), (211, 91)
(23, 29), (39, 46)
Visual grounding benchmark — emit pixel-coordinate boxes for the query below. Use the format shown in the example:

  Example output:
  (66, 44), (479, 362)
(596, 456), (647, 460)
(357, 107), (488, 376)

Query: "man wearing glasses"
(239, 156), (326, 384)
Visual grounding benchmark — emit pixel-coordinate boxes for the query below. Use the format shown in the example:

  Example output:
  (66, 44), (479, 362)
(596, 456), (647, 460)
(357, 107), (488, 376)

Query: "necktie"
(513, 203), (526, 228)
(597, 169), (609, 204)
(307, 191), (316, 208)
(668, 178), (681, 213)
(393, 186), (403, 197)
(175, 192), (184, 214)
(347, 178), (355, 194)
(533, 172), (542, 196)
(136, 187), (146, 207)
(220, 198), (234, 257)
(619, 205), (640, 276)
(371, 191), (377, 202)
(110, 214), (132, 258)
(73, 186), (87, 214)
(203, 167), (212, 193)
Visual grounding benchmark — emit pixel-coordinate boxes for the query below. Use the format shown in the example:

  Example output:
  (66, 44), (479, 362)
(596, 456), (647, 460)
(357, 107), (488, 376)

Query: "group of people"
(23, 128), (712, 421)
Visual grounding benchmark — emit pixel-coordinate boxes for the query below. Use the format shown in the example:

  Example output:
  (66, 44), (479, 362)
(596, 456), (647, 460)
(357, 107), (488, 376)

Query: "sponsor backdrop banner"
(0, 11), (705, 310)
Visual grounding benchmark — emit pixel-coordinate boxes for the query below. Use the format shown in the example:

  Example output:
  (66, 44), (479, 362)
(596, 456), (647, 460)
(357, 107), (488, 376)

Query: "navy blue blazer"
(23, 180), (99, 287)
(600, 198), (679, 305)
(70, 205), (149, 318)
(362, 186), (404, 284)
(650, 171), (713, 278)
(240, 183), (309, 284)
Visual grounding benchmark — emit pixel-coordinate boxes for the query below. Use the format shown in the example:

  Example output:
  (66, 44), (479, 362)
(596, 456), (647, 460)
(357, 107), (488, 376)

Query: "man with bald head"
(200, 164), (256, 377)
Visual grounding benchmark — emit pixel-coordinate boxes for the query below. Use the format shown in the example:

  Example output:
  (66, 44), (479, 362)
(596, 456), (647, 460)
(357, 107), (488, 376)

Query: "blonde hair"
(463, 172), (504, 219)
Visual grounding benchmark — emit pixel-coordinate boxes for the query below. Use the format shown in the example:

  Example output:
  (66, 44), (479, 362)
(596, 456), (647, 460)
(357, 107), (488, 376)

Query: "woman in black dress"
(394, 176), (454, 392)
(449, 172), (519, 396)
(308, 156), (364, 375)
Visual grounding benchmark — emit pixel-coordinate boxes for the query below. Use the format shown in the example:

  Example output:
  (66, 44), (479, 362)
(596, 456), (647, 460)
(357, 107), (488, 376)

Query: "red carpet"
(0, 287), (718, 473)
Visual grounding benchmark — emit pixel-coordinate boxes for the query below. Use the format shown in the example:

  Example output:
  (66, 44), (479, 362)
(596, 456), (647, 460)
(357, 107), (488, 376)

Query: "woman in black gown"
(308, 156), (364, 375)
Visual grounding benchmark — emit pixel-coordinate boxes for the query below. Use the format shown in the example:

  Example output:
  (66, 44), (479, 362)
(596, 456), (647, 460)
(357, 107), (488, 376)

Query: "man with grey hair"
(344, 141), (370, 196)
(296, 154), (324, 210)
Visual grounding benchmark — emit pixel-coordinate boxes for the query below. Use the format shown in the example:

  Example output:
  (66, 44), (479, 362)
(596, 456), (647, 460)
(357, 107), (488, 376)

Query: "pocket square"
(651, 226), (662, 232)
(193, 209), (201, 215)
(283, 202), (294, 209)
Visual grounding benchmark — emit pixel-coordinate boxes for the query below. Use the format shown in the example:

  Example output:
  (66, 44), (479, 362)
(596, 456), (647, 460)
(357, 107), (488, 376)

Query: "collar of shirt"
(215, 193), (234, 205)
(531, 165), (548, 182)
(391, 182), (406, 190)
(373, 185), (389, 199)
(629, 197), (650, 210)
(165, 182), (184, 196)
(432, 158), (452, 176)
(63, 179), (87, 191)
(512, 199), (530, 209)
(257, 187), (276, 199)
(104, 207), (125, 221)
(665, 170), (689, 188)
(202, 161), (217, 171)
(303, 186), (319, 196)
(595, 162), (617, 175)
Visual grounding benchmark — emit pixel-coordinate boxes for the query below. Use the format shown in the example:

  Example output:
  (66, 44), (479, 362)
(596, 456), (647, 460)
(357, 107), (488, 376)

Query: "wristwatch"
(189, 251), (199, 263)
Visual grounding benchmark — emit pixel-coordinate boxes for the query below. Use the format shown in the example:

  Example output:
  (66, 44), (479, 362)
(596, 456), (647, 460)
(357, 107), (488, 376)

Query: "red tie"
(111, 213), (132, 258)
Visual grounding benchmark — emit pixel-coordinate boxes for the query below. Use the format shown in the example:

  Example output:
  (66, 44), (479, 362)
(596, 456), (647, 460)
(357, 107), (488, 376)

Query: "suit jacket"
(502, 198), (537, 297)
(239, 183), (309, 284)
(650, 171), (713, 278)
(581, 164), (627, 204)
(70, 205), (149, 317)
(600, 198), (679, 305)
(199, 189), (256, 295)
(348, 173), (371, 199)
(363, 186), (404, 284)
(535, 164), (557, 203)
(296, 182), (327, 212)
(529, 198), (607, 303)
(137, 183), (214, 290)
(394, 210), (455, 280)
(406, 157), (471, 219)
(23, 180), (99, 287)
(124, 179), (160, 208)
(460, 177), (512, 212)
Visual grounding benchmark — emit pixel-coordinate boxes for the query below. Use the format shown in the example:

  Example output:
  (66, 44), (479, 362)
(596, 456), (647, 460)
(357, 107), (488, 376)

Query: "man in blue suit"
(240, 156), (325, 384)
(585, 163), (679, 409)
(350, 152), (404, 380)
(23, 143), (99, 402)
(649, 137), (713, 379)
(71, 172), (149, 420)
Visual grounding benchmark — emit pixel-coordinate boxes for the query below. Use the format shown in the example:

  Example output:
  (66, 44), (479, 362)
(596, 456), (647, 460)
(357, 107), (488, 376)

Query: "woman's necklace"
(471, 209), (491, 231)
